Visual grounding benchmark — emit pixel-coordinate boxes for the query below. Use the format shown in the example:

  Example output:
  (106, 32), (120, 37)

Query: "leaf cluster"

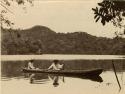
(92, 0), (125, 26)
(0, 0), (33, 27)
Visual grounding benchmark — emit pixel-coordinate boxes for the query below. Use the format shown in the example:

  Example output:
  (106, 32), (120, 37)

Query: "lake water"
(1, 60), (125, 94)
(1, 55), (125, 61)
(1, 72), (125, 94)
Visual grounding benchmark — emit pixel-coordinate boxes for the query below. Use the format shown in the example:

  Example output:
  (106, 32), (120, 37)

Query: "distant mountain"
(1, 25), (125, 55)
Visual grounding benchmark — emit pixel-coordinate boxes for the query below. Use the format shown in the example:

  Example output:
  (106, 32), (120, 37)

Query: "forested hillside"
(1, 25), (125, 55)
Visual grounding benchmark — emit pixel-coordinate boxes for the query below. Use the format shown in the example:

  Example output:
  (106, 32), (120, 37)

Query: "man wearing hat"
(48, 60), (64, 70)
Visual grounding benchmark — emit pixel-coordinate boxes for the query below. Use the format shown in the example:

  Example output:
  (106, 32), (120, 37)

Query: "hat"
(30, 59), (34, 62)
(53, 60), (59, 63)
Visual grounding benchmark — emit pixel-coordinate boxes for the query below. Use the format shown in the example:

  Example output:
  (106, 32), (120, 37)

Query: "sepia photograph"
(0, 0), (125, 94)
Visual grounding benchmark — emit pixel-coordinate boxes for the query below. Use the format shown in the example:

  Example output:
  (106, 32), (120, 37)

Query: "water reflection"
(1, 71), (125, 94)
(27, 73), (103, 87)
(1, 60), (125, 94)
(48, 75), (64, 87)
(26, 73), (64, 86)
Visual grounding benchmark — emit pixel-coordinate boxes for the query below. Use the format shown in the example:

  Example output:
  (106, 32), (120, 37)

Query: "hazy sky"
(6, 0), (121, 38)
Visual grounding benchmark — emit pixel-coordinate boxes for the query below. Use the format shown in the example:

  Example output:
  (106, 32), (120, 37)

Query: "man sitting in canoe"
(28, 60), (35, 69)
(48, 60), (64, 70)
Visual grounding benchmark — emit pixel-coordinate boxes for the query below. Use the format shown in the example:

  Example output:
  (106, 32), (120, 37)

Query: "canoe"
(22, 68), (103, 76)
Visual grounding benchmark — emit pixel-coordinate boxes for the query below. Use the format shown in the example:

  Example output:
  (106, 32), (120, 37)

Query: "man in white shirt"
(28, 60), (35, 69)
(48, 60), (64, 70)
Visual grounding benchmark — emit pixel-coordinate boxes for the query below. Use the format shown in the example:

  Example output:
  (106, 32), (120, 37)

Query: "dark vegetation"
(92, 0), (125, 36)
(1, 25), (125, 55)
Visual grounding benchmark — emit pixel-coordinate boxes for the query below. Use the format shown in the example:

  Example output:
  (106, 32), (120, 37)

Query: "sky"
(5, 0), (123, 38)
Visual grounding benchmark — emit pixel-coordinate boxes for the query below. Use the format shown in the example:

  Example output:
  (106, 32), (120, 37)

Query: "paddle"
(112, 60), (121, 90)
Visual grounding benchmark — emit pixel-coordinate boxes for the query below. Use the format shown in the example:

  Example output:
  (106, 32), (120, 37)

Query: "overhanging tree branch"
(92, 0), (125, 36)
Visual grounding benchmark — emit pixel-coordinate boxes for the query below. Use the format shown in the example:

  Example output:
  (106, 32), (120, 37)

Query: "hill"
(1, 25), (125, 55)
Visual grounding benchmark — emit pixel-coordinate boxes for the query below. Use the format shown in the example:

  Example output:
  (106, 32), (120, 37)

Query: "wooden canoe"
(22, 68), (103, 76)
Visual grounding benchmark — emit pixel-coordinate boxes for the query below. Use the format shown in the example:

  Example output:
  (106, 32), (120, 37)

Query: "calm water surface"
(1, 60), (125, 94)
(1, 55), (125, 61)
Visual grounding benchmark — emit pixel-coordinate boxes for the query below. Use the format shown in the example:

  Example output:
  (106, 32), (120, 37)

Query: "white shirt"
(48, 63), (63, 70)
(57, 64), (64, 69)
(28, 62), (35, 69)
